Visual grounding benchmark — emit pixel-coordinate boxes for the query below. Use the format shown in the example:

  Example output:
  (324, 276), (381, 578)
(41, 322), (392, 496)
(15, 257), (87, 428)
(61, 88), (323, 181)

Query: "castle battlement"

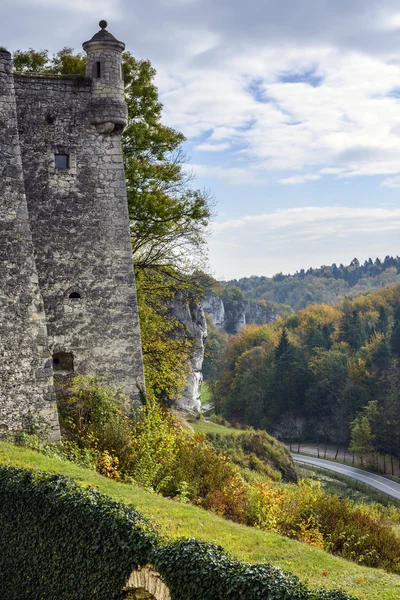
(0, 22), (144, 440)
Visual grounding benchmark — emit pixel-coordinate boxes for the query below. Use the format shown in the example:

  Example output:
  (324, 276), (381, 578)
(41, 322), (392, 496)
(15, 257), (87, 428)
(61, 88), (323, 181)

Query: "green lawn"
(1, 442), (399, 599)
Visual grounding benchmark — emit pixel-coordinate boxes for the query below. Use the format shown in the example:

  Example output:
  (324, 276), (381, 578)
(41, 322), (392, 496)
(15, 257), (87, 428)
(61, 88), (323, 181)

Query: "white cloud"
(156, 39), (400, 182)
(196, 142), (231, 152)
(280, 174), (321, 185)
(212, 206), (400, 235)
(382, 175), (400, 187)
(191, 164), (256, 185)
(210, 206), (400, 278)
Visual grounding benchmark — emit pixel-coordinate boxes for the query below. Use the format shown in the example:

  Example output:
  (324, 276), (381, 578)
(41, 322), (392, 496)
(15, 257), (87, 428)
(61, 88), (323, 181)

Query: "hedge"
(0, 465), (357, 600)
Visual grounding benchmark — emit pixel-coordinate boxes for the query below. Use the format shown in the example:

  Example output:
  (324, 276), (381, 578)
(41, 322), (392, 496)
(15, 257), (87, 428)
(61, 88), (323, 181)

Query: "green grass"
(200, 381), (212, 405)
(1, 442), (400, 599)
(191, 419), (246, 436)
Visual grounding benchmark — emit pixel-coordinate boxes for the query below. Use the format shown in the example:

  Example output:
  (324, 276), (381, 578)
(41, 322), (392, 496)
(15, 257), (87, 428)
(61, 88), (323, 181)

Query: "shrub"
(205, 429), (298, 482)
(0, 465), (157, 599)
(57, 374), (134, 472)
(54, 376), (400, 574)
(153, 538), (355, 600)
(254, 478), (400, 573)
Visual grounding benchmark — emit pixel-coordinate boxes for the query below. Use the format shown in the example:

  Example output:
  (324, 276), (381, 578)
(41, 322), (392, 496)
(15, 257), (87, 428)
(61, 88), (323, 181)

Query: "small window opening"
(52, 352), (74, 373)
(96, 61), (101, 78)
(120, 63), (124, 81)
(69, 292), (81, 300)
(55, 154), (69, 170)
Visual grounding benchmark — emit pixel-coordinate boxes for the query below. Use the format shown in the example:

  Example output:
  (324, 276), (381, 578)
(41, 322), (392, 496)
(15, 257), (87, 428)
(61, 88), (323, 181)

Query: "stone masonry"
(0, 22), (145, 439)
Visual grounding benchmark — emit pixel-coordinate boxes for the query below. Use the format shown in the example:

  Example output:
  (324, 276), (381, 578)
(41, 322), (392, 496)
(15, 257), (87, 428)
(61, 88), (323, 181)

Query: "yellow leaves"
(136, 268), (193, 402)
(96, 451), (120, 480)
(348, 357), (370, 382)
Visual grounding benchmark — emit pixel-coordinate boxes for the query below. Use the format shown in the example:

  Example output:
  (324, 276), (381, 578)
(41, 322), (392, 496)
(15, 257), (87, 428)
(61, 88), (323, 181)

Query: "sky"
(3, 0), (400, 279)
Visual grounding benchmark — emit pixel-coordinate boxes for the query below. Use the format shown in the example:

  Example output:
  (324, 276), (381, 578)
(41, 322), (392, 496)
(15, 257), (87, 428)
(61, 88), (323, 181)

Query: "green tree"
(338, 308), (366, 351)
(202, 315), (228, 381)
(122, 53), (213, 274)
(269, 330), (308, 423)
(349, 406), (376, 467)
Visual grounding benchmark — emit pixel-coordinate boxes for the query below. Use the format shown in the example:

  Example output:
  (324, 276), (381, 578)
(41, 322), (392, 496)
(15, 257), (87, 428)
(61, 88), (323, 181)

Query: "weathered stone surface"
(202, 289), (225, 330)
(0, 23), (145, 435)
(0, 51), (59, 439)
(123, 565), (171, 600)
(169, 293), (207, 413)
(204, 290), (277, 334)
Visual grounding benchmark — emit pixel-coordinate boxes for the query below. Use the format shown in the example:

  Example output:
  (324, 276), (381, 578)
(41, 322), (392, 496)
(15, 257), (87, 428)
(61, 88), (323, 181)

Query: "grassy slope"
(1, 442), (399, 599)
(191, 419), (245, 436)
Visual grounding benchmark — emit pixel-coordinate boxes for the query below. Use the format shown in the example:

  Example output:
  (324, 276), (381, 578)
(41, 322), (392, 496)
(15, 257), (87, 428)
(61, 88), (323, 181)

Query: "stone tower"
(0, 50), (59, 439)
(0, 22), (145, 436)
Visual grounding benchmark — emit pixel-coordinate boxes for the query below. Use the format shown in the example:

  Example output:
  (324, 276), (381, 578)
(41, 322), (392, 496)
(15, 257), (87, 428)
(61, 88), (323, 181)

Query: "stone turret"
(13, 21), (145, 407)
(83, 20), (128, 134)
(0, 50), (59, 439)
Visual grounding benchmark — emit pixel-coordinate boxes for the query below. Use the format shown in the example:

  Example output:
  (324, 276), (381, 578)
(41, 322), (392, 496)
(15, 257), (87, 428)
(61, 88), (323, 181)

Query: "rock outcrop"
(202, 290), (225, 330)
(170, 290), (276, 413)
(204, 290), (277, 334)
(169, 294), (207, 413)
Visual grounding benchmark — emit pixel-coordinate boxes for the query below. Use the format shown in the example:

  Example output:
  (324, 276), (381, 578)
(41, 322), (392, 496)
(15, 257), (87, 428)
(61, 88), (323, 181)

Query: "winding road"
(292, 454), (400, 501)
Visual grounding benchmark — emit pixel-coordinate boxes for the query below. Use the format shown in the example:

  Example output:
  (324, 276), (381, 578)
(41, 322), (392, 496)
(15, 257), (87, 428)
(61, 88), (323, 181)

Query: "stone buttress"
(0, 50), (60, 439)
(13, 22), (145, 405)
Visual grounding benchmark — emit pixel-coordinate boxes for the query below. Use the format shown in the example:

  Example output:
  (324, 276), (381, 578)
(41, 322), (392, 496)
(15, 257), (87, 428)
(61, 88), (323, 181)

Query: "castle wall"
(14, 74), (144, 404)
(0, 52), (59, 438)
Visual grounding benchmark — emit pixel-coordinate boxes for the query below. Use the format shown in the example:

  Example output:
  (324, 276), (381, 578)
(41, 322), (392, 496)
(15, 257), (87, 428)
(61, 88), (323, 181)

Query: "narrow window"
(69, 292), (81, 300)
(52, 352), (74, 373)
(96, 61), (101, 78)
(120, 63), (124, 81)
(55, 154), (69, 170)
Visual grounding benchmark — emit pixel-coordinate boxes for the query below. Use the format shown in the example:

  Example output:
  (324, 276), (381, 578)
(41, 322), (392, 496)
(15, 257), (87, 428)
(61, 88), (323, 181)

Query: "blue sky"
(2, 0), (400, 278)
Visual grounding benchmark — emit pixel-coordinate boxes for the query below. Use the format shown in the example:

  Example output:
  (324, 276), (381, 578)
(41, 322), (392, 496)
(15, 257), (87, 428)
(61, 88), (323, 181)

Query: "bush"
(0, 465), (357, 600)
(0, 465), (157, 599)
(205, 429), (298, 483)
(254, 479), (400, 573)
(54, 377), (400, 574)
(153, 538), (355, 600)
(57, 374), (134, 472)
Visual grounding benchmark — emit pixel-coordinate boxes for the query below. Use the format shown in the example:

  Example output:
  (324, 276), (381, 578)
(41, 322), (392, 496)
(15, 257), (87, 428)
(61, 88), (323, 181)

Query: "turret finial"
(99, 20), (108, 30)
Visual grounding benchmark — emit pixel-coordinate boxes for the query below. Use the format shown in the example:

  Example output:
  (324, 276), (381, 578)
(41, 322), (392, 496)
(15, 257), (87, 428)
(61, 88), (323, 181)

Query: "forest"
(206, 282), (400, 466)
(224, 256), (400, 312)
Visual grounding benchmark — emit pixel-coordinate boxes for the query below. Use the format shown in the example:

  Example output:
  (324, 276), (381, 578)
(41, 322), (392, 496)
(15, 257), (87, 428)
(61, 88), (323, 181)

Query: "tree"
(121, 53), (213, 274)
(349, 414), (374, 467)
(338, 308), (366, 351)
(269, 330), (308, 424)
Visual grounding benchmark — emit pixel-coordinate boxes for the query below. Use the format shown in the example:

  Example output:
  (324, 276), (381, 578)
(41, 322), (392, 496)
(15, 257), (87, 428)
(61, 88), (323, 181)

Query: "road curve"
(292, 454), (400, 501)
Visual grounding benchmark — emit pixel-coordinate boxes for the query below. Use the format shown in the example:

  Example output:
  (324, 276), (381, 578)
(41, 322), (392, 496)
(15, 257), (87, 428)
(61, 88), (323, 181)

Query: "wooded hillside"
(224, 256), (400, 312)
(212, 283), (400, 465)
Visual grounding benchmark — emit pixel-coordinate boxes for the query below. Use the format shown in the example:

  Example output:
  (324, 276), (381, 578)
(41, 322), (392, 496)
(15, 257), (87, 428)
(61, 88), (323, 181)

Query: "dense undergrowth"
(15, 375), (400, 576)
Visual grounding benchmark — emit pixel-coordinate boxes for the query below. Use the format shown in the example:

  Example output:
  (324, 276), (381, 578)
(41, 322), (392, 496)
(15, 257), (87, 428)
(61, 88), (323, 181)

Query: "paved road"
(292, 454), (400, 501)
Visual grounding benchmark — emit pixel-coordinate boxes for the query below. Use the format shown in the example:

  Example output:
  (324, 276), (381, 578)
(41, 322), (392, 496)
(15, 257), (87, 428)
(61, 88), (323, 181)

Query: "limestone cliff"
(204, 290), (277, 334)
(169, 294), (207, 413)
(170, 290), (276, 413)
